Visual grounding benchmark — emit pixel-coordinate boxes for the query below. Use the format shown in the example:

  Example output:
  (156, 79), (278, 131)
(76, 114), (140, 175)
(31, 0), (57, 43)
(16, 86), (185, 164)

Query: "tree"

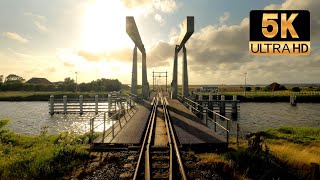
(245, 87), (252, 92)
(264, 82), (287, 91)
(0, 75), (3, 84)
(254, 86), (261, 91)
(63, 77), (75, 84)
(5, 74), (25, 83)
(291, 87), (301, 92)
(61, 77), (76, 92)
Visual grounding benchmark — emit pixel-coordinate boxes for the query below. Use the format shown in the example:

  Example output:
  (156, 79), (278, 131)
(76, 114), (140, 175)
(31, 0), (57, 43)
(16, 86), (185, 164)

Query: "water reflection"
(0, 101), (319, 135)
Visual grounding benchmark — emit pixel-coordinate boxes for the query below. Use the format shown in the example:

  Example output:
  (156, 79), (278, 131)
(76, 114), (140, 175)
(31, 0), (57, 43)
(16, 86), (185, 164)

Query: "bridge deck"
(93, 97), (226, 148)
(167, 99), (226, 146)
(94, 104), (151, 145)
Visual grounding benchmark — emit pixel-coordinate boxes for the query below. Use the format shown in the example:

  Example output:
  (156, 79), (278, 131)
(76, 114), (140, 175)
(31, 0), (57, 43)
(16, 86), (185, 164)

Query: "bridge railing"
(48, 94), (129, 115)
(178, 94), (230, 144)
(89, 94), (138, 143)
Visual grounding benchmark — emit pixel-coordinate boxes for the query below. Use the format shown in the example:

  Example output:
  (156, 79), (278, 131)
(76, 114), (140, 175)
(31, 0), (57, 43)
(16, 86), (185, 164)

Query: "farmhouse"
(25, 77), (52, 85)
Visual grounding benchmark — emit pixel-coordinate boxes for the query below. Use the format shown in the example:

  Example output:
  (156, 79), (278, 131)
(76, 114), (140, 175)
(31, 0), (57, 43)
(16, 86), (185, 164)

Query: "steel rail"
(133, 96), (158, 180)
(163, 97), (187, 180)
(162, 96), (173, 180)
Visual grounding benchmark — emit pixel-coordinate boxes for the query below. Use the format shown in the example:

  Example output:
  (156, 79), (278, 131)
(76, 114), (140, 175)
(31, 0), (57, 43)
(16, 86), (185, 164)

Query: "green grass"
(199, 126), (320, 180)
(0, 91), (113, 101)
(262, 126), (320, 144)
(0, 119), (95, 179)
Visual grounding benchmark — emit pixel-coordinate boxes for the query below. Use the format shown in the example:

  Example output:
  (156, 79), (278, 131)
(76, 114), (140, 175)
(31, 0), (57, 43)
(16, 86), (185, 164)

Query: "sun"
(80, 0), (135, 53)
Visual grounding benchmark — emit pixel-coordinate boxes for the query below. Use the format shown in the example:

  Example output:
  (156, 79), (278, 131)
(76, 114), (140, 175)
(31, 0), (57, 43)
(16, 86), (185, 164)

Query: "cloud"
(63, 62), (75, 68)
(2, 32), (29, 43)
(147, 41), (173, 67)
(121, 0), (150, 8)
(188, 0), (320, 84)
(77, 50), (100, 61)
(25, 12), (48, 32)
(219, 12), (230, 24)
(75, 0), (320, 84)
(153, 0), (177, 13)
(46, 67), (56, 73)
(77, 41), (172, 68)
(121, 0), (177, 13)
(77, 48), (132, 62)
(34, 21), (48, 32)
(154, 14), (165, 25)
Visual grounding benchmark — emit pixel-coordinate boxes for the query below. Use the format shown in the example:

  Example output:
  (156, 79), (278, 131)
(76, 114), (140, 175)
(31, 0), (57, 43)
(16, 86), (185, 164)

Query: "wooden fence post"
(63, 95), (67, 114)
(79, 95), (83, 115)
(95, 95), (98, 114)
(232, 95), (238, 118)
(108, 94), (112, 113)
(50, 95), (54, 115)
(220, 95), (225, 115)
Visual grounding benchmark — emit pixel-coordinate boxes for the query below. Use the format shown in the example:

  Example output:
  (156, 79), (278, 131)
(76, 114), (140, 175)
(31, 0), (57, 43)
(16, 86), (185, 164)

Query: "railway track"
(130, 92), (187, 180)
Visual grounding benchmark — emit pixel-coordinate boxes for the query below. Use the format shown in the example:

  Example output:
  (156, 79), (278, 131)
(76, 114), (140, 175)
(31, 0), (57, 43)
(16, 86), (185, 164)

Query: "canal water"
(0, 102), (319, 136)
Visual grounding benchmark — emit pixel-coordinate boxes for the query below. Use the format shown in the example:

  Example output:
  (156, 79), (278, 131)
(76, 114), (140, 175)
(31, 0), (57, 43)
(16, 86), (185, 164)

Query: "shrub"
(291, 87), (301, 92)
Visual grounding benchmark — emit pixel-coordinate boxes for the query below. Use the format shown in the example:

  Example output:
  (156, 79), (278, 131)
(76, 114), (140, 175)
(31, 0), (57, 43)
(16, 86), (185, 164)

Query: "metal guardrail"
(89, 94), (138, 143)
(178, 94), (230, 144)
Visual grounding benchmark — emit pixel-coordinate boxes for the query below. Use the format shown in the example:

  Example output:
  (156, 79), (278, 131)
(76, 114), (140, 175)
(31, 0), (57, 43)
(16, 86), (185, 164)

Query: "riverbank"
(1, 91), (320, 102)
(1, 118), (319, 179)
(0, 119), (102, 179)
(199, 126), (320, 179)
(0, 91), (111, 101)
(0, 119), (100, 179)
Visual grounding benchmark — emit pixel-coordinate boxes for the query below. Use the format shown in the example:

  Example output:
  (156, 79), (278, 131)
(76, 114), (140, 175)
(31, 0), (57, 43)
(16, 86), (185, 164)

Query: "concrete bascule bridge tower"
(171, 16), (194, 99)
(126, 16), (194, 99)
(126, 16), (149, 99)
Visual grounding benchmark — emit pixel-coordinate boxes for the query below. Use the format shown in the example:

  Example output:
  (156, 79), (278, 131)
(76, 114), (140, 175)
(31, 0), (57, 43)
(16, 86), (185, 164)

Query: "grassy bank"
(0, 91), (111, 101)
(198, 126), (320, 179)
(1, 90), (320, 102)
(0, 119), (98, 179)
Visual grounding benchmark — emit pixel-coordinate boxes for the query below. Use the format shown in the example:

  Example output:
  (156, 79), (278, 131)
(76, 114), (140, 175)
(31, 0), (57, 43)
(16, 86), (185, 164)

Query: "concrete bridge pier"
(142, 51), (149, 99)
(171, 46), (178, 99)
(182, 46), (189, 98)
(131, 46), (137, 95)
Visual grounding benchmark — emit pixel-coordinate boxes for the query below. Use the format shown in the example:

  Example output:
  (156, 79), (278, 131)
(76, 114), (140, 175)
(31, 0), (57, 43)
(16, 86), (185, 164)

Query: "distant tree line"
(0, 74), (127, 92)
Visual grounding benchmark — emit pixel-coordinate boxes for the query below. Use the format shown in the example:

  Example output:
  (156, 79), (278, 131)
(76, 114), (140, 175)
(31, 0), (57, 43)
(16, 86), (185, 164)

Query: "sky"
(0, 0), (319, 85)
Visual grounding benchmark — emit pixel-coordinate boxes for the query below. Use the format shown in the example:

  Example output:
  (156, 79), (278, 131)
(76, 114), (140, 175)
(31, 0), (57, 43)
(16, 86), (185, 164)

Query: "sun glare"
(81, 0), (136, 53)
